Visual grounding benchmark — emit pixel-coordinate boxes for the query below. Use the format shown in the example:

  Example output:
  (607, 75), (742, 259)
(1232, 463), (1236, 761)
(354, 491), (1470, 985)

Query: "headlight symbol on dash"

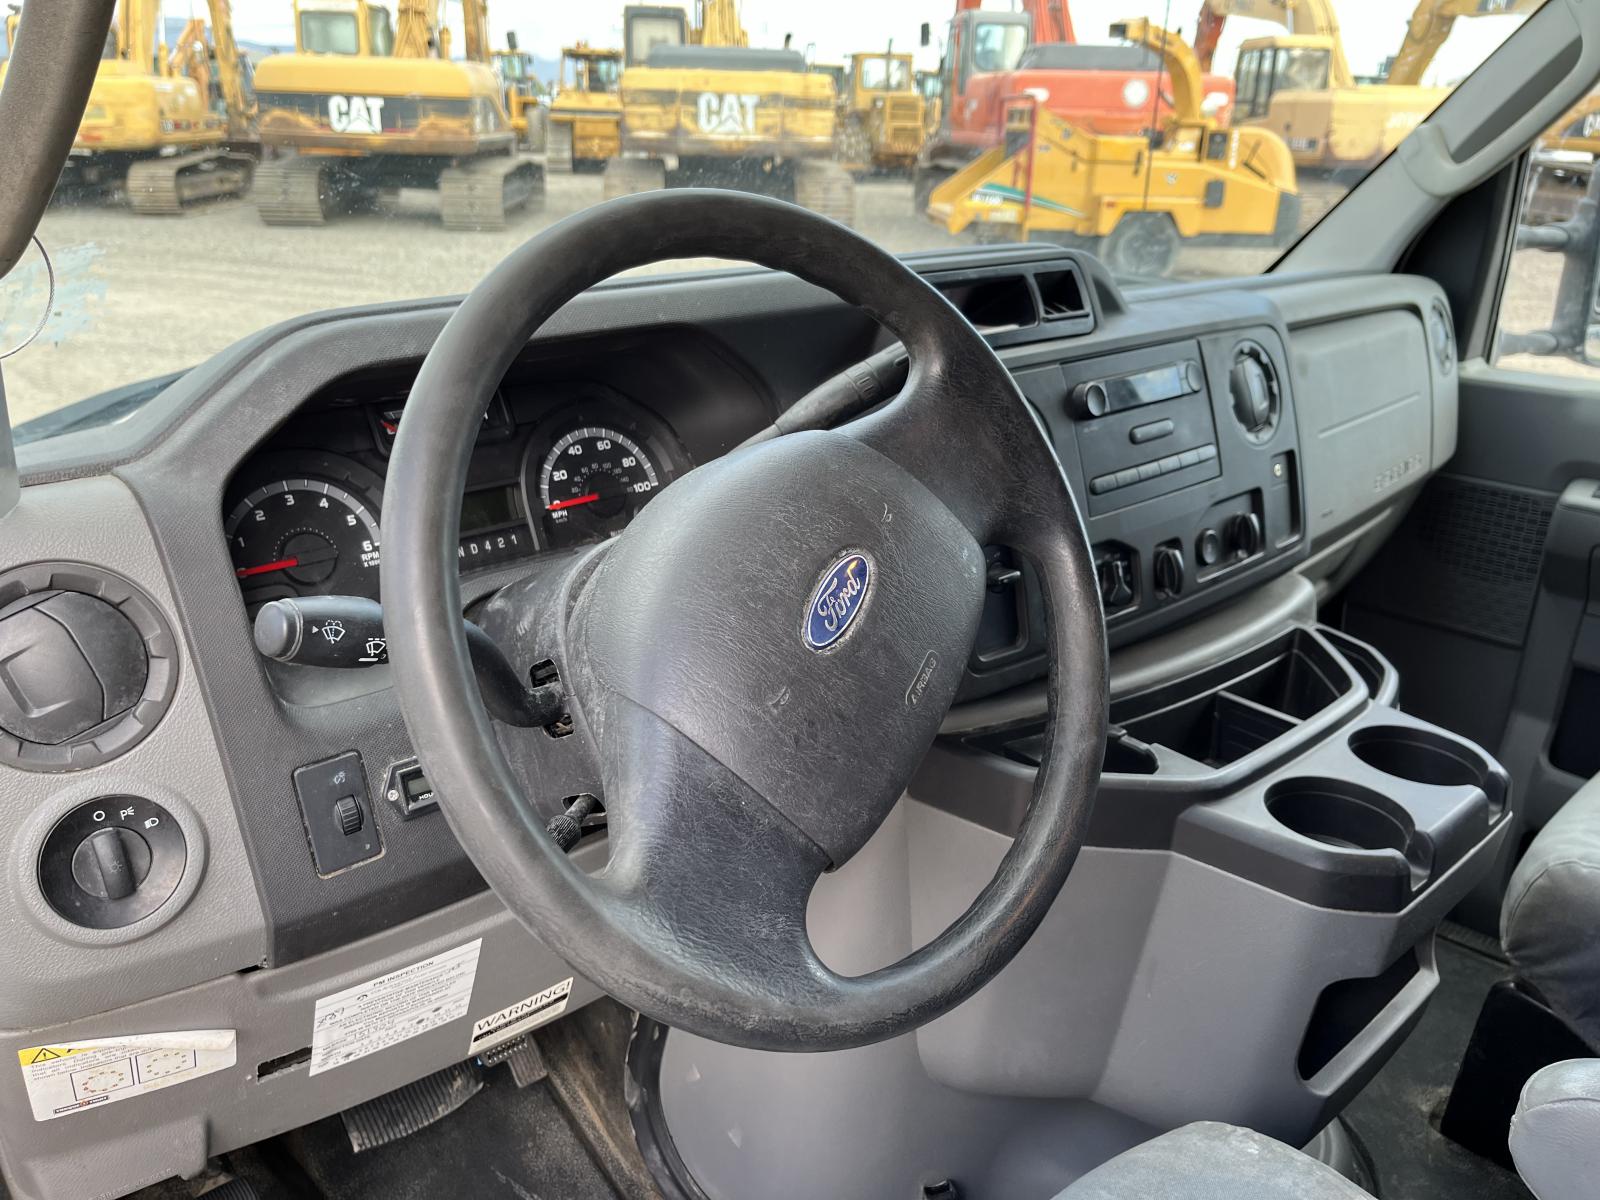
(804, 554), (872, 651)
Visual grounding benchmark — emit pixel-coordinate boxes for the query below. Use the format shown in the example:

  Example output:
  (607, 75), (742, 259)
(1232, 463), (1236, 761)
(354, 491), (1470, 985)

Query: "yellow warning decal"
(17, 1046), (94, 1066)
(15, 1031), (236, 1122)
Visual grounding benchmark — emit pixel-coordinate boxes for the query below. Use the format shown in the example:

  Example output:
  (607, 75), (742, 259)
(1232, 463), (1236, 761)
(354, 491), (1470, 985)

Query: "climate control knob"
(1153, 545), (1185, 599)
(1226, 512), (1263, 560)
(1196, 528), (1223, 568)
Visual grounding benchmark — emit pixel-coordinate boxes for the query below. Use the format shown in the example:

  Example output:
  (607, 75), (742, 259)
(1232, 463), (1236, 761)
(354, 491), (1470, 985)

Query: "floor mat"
(1343, 936), (1530, 1200)
(282, 1073), (619, 1200)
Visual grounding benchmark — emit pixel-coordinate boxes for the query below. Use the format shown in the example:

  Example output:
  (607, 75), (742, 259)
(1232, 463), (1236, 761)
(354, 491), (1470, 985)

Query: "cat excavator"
(1196, 0), (1539, 175)
(928, 18), (1298, 277)
(251, 0), (542, 230)
(0, 0), (255, 215)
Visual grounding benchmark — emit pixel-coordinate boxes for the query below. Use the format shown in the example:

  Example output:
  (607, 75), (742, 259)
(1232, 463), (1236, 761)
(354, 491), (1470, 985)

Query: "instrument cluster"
(225, 382), (689, 609)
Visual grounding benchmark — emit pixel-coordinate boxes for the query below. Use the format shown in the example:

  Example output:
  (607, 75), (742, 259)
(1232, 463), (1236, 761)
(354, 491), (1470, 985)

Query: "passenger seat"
(1501, 777), (1600, 1051)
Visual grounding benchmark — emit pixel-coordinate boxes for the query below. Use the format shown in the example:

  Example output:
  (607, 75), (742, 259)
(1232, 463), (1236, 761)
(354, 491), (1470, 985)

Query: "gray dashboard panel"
(0, 885), (602, 1200)
(0, 476), (268, 1028)
(1258, 275), (1458, 554)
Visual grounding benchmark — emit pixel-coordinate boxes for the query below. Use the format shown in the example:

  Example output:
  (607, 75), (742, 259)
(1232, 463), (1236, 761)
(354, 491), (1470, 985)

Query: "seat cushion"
(1055, 1122), (1370, 1199)
(1501, 777), (1600, 1051)
(1509, 1059), (1600, 1200)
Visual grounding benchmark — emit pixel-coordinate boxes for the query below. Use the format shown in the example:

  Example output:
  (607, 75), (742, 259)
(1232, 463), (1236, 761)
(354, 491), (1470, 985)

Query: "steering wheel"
(382, 190), (1108, 1052)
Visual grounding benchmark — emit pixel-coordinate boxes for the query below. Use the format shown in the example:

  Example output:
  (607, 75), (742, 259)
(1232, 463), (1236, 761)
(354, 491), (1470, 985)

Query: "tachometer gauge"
(537, 426), (662, 539)
(226, 459), (383, 606)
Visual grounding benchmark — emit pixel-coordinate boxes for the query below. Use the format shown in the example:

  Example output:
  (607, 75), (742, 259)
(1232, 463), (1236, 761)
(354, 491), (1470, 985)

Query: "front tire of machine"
(603, 157), (667, 200)
(1101, 212), (1182, 278)
(794, 160), (856, 227)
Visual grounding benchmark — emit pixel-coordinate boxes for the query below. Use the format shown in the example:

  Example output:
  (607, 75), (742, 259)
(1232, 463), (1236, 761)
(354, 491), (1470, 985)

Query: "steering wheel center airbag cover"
(576, 430), (984, 866)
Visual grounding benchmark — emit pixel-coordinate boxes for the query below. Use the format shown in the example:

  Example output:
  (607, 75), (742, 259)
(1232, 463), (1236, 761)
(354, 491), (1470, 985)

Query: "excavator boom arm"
(394, 0), (442, 58)
(461, 0), (490, 62)
(1387, 0), (1541, 86)
(695, 0), (748, 47)
(1192, 0), (1352, 87)
(206, 0), (254, 138)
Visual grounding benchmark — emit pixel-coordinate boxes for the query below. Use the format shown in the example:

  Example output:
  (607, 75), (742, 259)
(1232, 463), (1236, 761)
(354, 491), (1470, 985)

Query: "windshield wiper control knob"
(253, 595), (564, 728)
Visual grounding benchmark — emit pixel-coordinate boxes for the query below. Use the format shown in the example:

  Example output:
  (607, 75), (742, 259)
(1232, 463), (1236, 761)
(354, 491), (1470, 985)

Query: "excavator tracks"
(254, 156), (333, 226)
(125, 150), (253, 216)
(439, 155), (545, 231)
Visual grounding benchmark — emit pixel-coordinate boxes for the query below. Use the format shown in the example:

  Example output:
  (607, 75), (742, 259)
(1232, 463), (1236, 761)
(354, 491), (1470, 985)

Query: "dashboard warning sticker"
(16, 1030), (236, 1122)
(468, 978), (574, 1056)
(309, 939), (482, 1077)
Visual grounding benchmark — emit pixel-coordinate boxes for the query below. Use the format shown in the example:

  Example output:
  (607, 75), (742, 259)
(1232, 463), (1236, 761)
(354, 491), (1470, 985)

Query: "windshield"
(566, 54), (620, 92)
(0, 0), (1544, 442)
(626, 13), (683, 66)
(859, 56), (911, 92)
(298, 11), (361, 55)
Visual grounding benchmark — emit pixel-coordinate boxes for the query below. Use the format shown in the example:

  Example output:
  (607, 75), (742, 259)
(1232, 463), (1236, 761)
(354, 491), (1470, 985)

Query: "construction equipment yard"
(0, 173), (1287, 422)
(0, 169), (1572, 425)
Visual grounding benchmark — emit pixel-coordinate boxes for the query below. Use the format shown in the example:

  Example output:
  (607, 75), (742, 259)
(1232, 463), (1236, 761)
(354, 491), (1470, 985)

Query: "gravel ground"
(0, 169), (1580, 427)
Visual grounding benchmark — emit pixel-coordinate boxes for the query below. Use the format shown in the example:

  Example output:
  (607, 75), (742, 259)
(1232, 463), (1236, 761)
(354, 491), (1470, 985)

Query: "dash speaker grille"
(1351, 475), (1554, 647)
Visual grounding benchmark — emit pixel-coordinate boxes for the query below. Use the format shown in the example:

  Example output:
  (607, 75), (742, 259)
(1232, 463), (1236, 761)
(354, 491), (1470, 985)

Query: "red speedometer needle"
(236, 557), (299, 579)
(547, 492), (600, 512)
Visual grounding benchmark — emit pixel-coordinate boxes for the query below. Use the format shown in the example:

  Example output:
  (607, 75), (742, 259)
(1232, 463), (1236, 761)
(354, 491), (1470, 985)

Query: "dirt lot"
(0, 170), (1583, 427)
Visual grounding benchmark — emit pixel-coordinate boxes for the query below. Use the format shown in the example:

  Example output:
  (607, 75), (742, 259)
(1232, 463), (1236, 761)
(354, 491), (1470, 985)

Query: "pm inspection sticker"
(309, 939), (482, 1077)
(16, 1030), (237, 1122)
(468, 978), (575, 1056)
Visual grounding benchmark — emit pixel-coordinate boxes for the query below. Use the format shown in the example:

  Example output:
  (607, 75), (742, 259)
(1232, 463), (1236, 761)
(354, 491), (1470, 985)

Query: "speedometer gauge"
(537, 426), (661, 539)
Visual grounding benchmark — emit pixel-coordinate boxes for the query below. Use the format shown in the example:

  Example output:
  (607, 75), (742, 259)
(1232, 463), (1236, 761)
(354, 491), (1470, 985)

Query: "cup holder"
(1266, 778), (1415, 855)
(1349, 726), (1487, 790)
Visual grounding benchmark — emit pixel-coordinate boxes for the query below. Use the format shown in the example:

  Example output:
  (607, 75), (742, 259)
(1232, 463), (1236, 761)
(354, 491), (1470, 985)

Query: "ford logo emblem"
(804, 553), (872, 651)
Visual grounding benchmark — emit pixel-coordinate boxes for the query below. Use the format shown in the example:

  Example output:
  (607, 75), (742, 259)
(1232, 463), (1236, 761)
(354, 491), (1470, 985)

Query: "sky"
(173, 0), (1532, 85)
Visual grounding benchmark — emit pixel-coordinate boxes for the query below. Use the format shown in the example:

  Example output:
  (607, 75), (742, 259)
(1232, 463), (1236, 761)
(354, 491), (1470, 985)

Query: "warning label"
(309, 939), (482, 1077)
(468, 978), (574, 1056)
(16, 1030), (236, 1122)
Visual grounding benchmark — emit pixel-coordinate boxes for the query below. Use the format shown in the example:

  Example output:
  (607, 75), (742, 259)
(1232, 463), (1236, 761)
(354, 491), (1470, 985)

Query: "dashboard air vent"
(938, 276), (1037, 335)
(1035, 268), (1089, 322)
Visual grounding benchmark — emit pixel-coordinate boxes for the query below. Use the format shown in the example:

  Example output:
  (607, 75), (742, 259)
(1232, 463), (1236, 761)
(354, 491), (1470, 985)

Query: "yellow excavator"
(928, 19), (1298, 277)
(606, 1), (852, 223)
(0, 0), (255, 215)
(546, 43), (624, 173)
(1197, 0), (1539, 176)
(251, 0), (542, 230)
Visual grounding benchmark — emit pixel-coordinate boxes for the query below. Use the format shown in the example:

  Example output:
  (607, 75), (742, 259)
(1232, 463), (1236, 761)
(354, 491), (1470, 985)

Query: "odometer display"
(537, 426), (661, 540)
(226, 477), (381, 605)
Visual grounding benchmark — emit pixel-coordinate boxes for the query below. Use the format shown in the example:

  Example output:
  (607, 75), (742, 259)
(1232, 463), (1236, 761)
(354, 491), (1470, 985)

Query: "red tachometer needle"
(548, 492), (601, 512)
(236, 557), (300, 579)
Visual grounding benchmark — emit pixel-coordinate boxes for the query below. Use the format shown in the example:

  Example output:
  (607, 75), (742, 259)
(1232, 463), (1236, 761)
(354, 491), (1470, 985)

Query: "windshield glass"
(0, 0), (1545, 441)
(859, 56), (911, 91)
(626, 13), (682, 65)
(299, 11), (361, 55)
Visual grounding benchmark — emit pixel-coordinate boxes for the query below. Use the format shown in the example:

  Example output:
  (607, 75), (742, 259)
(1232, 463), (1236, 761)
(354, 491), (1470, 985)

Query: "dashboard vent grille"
(1035, 268), (1089, 322)
(938, 275), (1037, 335)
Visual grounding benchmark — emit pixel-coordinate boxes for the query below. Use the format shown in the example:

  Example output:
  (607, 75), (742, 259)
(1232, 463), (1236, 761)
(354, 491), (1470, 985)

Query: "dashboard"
(0, 241), (1457, 1025)
(0, 242), (1461, 1200)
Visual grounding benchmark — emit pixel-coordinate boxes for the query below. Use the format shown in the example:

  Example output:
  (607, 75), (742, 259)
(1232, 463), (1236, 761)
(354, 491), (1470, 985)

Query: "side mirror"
(921, 22), (932, 48)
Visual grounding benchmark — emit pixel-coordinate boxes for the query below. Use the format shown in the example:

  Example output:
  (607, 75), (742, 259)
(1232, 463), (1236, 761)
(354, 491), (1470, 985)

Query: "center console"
(940, 256), (1308, 701)
(913, 618), (1509, 1141)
